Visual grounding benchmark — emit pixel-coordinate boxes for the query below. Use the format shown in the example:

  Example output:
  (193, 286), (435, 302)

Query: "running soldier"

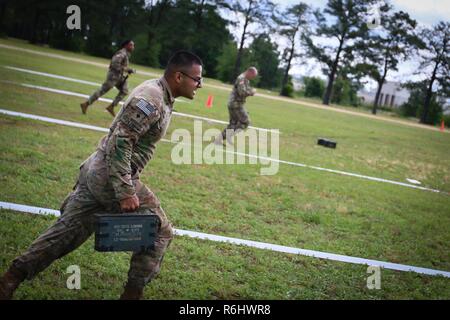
(80, 40), (136, 117)
(215, 67), (258, 145)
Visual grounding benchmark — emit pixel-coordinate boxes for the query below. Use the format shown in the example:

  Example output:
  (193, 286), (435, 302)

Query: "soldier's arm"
(244, 81), (255, 96)
(131, 135), (156, 171)
(105, 97), (161, 200)
(236, 78), (254, 97)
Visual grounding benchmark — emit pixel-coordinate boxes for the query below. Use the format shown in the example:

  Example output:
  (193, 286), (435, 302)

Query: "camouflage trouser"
(12, 151), (173, 289)
(88, 71), (129, 107)
(221, 100), (250, 139)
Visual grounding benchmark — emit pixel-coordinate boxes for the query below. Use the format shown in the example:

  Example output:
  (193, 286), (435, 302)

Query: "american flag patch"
(135, 99), (156, 117)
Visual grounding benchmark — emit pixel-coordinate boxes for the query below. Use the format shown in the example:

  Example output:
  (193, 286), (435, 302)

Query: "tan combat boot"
(106, 104), (116, 117)
(119, 284), (144, 300)
(214, 134), (225, 146)
(80, 101), (89, 114)
(0, 266), (26, 300)
(226, 132), (235, 145)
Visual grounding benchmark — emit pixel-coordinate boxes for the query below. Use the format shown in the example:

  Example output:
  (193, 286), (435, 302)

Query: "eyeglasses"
(179, 71), (202, 87)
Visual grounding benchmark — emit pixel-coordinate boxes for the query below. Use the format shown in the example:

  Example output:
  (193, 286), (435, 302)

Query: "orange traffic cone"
(206, 95), (213, 108)
(440, 119), (445, 132)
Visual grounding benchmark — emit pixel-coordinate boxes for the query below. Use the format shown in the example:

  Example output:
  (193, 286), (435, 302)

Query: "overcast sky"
(227, 0), (450, 90)
(274, 0), (450, 26)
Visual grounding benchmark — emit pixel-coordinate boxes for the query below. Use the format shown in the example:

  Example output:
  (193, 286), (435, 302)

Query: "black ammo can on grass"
(94, 213), (159, 252)
(317, 138), (337, 149)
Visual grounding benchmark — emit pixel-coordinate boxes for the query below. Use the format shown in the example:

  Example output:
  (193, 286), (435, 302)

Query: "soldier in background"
(0, 51), (203, 300)
(215, 67), (258, 145)
(80, 40), (136, 117)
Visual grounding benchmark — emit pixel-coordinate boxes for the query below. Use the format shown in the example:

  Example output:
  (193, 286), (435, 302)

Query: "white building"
(291, 76), (304, 91)
(439, 97), (450, 115)
(358, 81), (410, 108)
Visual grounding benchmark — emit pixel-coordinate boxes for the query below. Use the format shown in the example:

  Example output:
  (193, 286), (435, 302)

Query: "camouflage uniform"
(221, 73), (255, 139)
(87, 48), (133, 107)
(12, 77), (175, 290)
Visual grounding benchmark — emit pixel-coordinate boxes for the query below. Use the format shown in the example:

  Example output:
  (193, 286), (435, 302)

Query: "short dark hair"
(165, 50), (203, 75)
(120, 39), (133, 48)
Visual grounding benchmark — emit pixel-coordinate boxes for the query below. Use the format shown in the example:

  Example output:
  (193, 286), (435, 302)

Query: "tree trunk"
(109, 10), (117, 39)
(146, 1), (155, 44)
(45, 19), (52, 44)
(322, 37), (344, 105)
(372, 59), (388, 114)
(372, 81), (383, 114)
(0, 1), (6, 33)
(195, 0), (206, 31)
(155, 1), (170, 27)
(280, 41), (295, 96)
(233, 1), (253, 81)
(420, 60), (439, 124)
(20, 20), (27, 39)
(147, 0), (170, 49)
(30, 9), (42, 44)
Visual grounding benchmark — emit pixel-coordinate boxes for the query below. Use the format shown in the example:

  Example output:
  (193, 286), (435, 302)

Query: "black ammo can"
(317, 138), (337, 149)
(94, 213), (159, 252)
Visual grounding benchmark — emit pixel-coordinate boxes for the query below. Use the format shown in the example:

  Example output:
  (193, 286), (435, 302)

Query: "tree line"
(0, 0), (448, 124)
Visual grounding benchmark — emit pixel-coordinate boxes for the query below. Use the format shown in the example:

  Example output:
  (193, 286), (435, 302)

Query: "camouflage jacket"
(109, 48), (132, 78)
(98, 77), (174, 200)
(229, 73), (254, 103)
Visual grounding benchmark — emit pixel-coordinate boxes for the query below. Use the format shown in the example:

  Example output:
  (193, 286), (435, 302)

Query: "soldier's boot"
(80, 101), (89, 114)
(214, 134), (225, 146)
(0, 266), (26, 300)
(226, 131), (237, 145)
(106, 104), (116, 117)
(226, 128), (245, 145)
(119, 284), (144, 300)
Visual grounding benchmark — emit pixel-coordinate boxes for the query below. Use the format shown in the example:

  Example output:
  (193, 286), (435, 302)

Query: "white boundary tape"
(0, 108), (109, 133)
(5, 66), (101, 86)
(3, 66), (277, 133)
(1, 201), (449, 278)
(4, 66), (192, 104)
(0, 44), (161, 76)
(0, 108), (445, 194)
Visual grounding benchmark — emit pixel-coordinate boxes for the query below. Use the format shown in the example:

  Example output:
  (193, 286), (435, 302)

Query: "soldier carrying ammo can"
(0, 51), (204, 300)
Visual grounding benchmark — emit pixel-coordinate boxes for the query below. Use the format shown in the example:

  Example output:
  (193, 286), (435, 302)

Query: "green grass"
(0, 38), (449, 299)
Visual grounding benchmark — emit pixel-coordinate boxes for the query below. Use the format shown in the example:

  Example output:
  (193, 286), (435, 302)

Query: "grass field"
(0, 38), (449, 299)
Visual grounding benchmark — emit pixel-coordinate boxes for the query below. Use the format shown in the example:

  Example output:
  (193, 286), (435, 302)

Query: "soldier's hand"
(120, 195), (140, 212)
